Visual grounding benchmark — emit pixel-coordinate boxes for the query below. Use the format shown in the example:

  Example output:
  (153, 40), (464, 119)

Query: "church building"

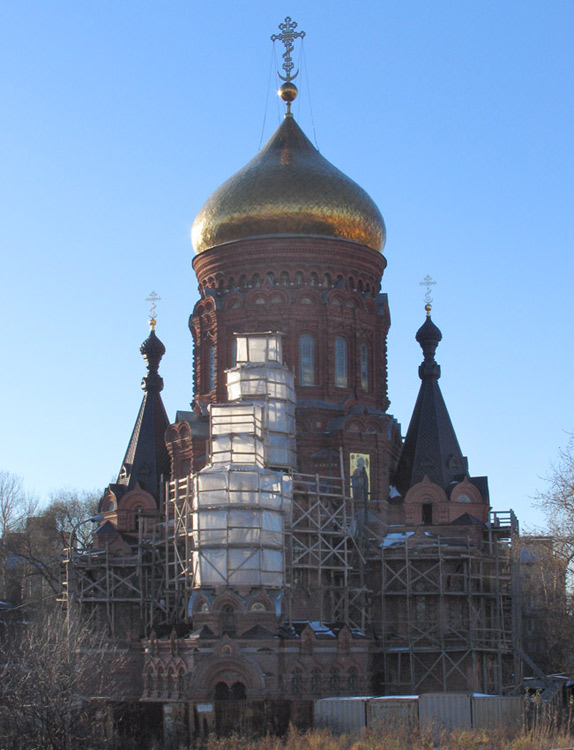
(67, 18), (521, 738)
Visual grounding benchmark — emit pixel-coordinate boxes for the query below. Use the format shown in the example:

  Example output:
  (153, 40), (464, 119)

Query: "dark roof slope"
(394, 313), (468, 495)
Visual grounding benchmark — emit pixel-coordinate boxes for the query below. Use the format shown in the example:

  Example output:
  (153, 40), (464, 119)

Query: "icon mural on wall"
(350, 453), (370, 501)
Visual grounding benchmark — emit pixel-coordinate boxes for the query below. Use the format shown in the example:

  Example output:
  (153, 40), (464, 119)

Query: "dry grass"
(194, 725), (574, 750)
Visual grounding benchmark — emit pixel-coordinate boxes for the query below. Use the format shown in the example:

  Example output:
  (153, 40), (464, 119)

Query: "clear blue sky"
(1, 1), (573, 530)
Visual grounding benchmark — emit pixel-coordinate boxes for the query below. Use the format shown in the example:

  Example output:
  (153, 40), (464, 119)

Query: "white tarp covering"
(210, 403), (264, 436)
(211, 434), (265, 467)
(227, 366), (295, 403)
(194, 547), (284, 587)
(191, 333), (295, 589)
(192, 466), (291, 588)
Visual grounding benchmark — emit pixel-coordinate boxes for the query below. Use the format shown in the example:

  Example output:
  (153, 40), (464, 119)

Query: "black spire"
(114, 326), (171, 501)
(393, 310), (468, 495)
(140, 328), (166, 392)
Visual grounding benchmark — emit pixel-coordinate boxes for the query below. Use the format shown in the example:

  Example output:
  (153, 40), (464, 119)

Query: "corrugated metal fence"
(315, 694), (524, 734)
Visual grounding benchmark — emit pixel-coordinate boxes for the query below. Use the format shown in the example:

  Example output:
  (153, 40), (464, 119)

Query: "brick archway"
(190, 655), (265, 699)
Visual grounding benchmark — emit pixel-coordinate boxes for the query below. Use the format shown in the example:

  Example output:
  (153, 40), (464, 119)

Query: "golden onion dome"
(191, 115), (386, 254)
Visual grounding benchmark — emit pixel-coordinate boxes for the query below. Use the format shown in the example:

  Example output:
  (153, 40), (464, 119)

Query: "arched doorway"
(214, 680), (248, 736)
(230, 681), (246, 700)
(214, 682), (231, 701)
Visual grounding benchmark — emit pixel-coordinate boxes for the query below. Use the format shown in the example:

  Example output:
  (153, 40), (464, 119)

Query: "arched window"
(360, 343), (369, 391)
(299, 334), (315, 386)
(334, 337), (348, 387)
(311, 668), (321, 694)
(133, 505), (144, 532)
(281, 271), (290, 286)
(230, 339), (237, 368)
(291, 668), (302, 696)
(207, 344), (215, 391)
(221, 605), (235, 634)
(329, 669), (340, 694)
(348, 667), (358, 693)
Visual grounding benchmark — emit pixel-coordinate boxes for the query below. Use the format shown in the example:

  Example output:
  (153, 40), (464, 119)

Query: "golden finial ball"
(278, 81), (298, 103)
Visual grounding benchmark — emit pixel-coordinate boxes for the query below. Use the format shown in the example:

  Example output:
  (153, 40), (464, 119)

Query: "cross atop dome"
(271, 17), (306, 115)
(145, 290), (161, 330)
(271, 16), (305, 82)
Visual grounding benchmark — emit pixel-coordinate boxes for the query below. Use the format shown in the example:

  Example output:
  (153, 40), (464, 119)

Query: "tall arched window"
(221, 605), (235, 634)
(348, 667), (358, 693)
(291, 669), (302, 696)
(329, 669), (340, 694)
(311, 668), (321, 694)
(360, 343), (369, 391)
(334, 337), (348, 387)
(207, 344), (215, 391)
(299, 334), (315, 386)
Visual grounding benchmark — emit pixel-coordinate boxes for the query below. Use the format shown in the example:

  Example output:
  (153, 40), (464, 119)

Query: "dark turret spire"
(393, 307), (468, 495)
(114, 324), (171, 501)
(140, 328), (166, 393)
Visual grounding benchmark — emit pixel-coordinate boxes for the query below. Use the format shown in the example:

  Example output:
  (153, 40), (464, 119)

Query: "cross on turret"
(419, 275), (437, 316)
(271, 16), (305, 82)
(145, 290), (161, 330)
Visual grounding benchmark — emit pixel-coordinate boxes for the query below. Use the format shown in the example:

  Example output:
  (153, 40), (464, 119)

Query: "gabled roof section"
(394, 311), (468, 495)
(115, 327), (171, 502)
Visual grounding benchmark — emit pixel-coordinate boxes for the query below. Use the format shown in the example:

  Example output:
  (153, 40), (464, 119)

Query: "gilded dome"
(192, 115), (386, 254)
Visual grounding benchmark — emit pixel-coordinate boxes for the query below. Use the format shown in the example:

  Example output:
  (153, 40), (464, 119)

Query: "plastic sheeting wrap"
(193, 547), (284, 587)
(194, 467), (292, 509)
(192, 466), (291, 588)
(191, 333), (295, 588)
(227, 366), (295, 403)
(267, 432), (297, 470)
(211, 434), (265, 467)
(191, 508), (284, 547)
(210, 403), (264, 436)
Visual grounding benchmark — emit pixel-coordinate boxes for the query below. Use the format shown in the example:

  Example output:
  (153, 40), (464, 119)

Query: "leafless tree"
(535, 433), (574, 573)
(0, 607), (127, 750)
(517, 535), (574, 673)
(1, 486), (100, 607)
(0, 471), (37, 602)
(526, 434), (574, 672)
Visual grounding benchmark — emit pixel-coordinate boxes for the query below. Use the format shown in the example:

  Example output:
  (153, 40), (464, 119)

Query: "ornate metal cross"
(145, 290), (161, 329)
(271, 16), (306, 81)
(419, 275), (437, 310)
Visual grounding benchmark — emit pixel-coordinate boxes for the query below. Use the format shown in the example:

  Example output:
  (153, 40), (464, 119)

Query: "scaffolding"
(63, 466), (370, 637)
(61, 518), (170, 636)
(64, 333), (368, 634)
(62, 331), (523, 696)
(287, 468), (369, 631)
(374, 511), (521, 694)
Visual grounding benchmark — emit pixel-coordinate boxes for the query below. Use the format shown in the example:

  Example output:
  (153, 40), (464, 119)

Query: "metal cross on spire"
(146, 290), (161, 330)
(271, 16), (305, 82)
(419, 275), (437, 316)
